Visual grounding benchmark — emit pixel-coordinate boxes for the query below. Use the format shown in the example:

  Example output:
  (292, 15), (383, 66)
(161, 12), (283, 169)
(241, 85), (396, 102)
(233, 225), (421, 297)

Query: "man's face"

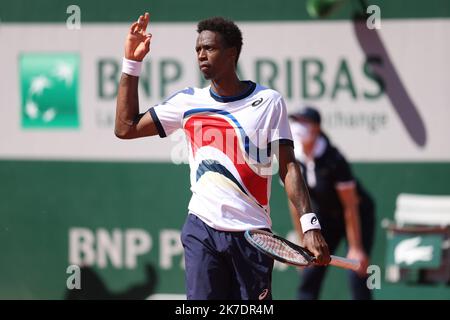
(195, 30), (236, 80)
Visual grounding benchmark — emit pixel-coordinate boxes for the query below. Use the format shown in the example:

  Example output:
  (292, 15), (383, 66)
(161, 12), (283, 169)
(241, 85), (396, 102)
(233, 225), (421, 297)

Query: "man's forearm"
(337, 187), (364, 251)
(115, 73), (140, 137)
(284, 161), (330, 263)
(344, 206), (364, 250)
(284, 161), (313, 216)
(288, 200), (304, 243)
(278, 145), (330, 264)
(278, 146), (313, 241)
(285, 162), (314, 241)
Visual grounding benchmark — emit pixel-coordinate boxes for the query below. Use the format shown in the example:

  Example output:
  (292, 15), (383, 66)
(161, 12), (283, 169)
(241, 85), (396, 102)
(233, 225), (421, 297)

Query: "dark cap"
(289, 106), (321, 124)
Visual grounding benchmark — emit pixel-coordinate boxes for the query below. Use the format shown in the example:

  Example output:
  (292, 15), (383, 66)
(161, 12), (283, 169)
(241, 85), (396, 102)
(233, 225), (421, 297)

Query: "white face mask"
(291, 122), (314, 144)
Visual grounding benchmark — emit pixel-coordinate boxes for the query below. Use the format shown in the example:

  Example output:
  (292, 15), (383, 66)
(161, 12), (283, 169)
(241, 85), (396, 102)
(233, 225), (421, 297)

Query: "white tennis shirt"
(149, 81), (293, 231)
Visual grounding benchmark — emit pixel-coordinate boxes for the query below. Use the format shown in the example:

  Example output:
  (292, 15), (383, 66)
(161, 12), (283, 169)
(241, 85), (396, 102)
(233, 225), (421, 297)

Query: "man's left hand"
(303, 229), (331, 266)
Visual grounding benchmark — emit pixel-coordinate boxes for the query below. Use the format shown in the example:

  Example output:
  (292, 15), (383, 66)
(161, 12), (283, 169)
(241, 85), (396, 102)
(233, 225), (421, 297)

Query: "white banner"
(1, 20), (449, 161)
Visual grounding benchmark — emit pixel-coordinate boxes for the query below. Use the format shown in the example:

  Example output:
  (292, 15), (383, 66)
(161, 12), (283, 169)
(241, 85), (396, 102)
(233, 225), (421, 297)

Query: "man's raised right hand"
(125, 12), (152, 62)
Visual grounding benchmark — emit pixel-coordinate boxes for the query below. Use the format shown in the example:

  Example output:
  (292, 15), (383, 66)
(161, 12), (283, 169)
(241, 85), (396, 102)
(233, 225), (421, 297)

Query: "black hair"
(197, 17), (243, 65)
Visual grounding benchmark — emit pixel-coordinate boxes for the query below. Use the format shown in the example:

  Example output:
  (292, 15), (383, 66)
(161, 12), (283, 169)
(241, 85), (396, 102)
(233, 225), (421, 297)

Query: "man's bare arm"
(115, 12), (159, 139)
(278, 144), (330, 265)
(115, 74), (158, 139)
(337, 185), (369, 276)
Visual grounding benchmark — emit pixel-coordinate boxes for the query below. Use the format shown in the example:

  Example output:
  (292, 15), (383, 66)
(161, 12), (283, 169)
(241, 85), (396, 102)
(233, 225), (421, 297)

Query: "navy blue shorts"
(180, 214), (274, 300)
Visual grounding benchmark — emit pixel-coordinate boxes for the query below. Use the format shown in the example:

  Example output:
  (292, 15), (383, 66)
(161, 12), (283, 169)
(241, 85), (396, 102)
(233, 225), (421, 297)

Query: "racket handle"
(329, 255), (360, 271)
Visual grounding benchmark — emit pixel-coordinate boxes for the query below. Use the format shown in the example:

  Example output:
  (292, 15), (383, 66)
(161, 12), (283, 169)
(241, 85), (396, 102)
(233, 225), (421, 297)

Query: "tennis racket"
(244, 229), (360, 271)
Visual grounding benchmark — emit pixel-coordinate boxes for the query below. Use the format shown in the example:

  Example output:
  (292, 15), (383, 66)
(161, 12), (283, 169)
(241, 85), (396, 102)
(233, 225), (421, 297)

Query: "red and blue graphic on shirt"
(183, 108), (271, 207)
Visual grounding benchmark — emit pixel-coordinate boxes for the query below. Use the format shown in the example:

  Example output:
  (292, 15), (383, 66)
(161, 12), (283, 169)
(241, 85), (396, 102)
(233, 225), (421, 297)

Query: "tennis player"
(115, 12), (330, 300)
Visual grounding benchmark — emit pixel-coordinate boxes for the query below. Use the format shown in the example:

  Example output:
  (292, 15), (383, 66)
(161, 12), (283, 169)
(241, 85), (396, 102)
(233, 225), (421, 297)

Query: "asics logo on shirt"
(252, 97), (263, 107)
(259, 288), (269, 300)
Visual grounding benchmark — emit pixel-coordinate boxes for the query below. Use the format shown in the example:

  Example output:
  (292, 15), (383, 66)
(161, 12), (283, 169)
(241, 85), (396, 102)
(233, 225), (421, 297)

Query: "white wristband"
(300, 213), (321, 233)
(122, 57), (142, 77)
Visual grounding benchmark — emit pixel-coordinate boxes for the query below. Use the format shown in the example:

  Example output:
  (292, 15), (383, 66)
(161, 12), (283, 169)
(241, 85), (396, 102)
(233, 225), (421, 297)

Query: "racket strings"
(252, 233), (309, 265)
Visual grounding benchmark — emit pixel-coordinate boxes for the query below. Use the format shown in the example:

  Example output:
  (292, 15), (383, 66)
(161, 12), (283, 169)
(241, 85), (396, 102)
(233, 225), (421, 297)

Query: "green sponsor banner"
(386, 234), (443, 269)
(19, 53), (80, 129)
(1, 160), (450, 299)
